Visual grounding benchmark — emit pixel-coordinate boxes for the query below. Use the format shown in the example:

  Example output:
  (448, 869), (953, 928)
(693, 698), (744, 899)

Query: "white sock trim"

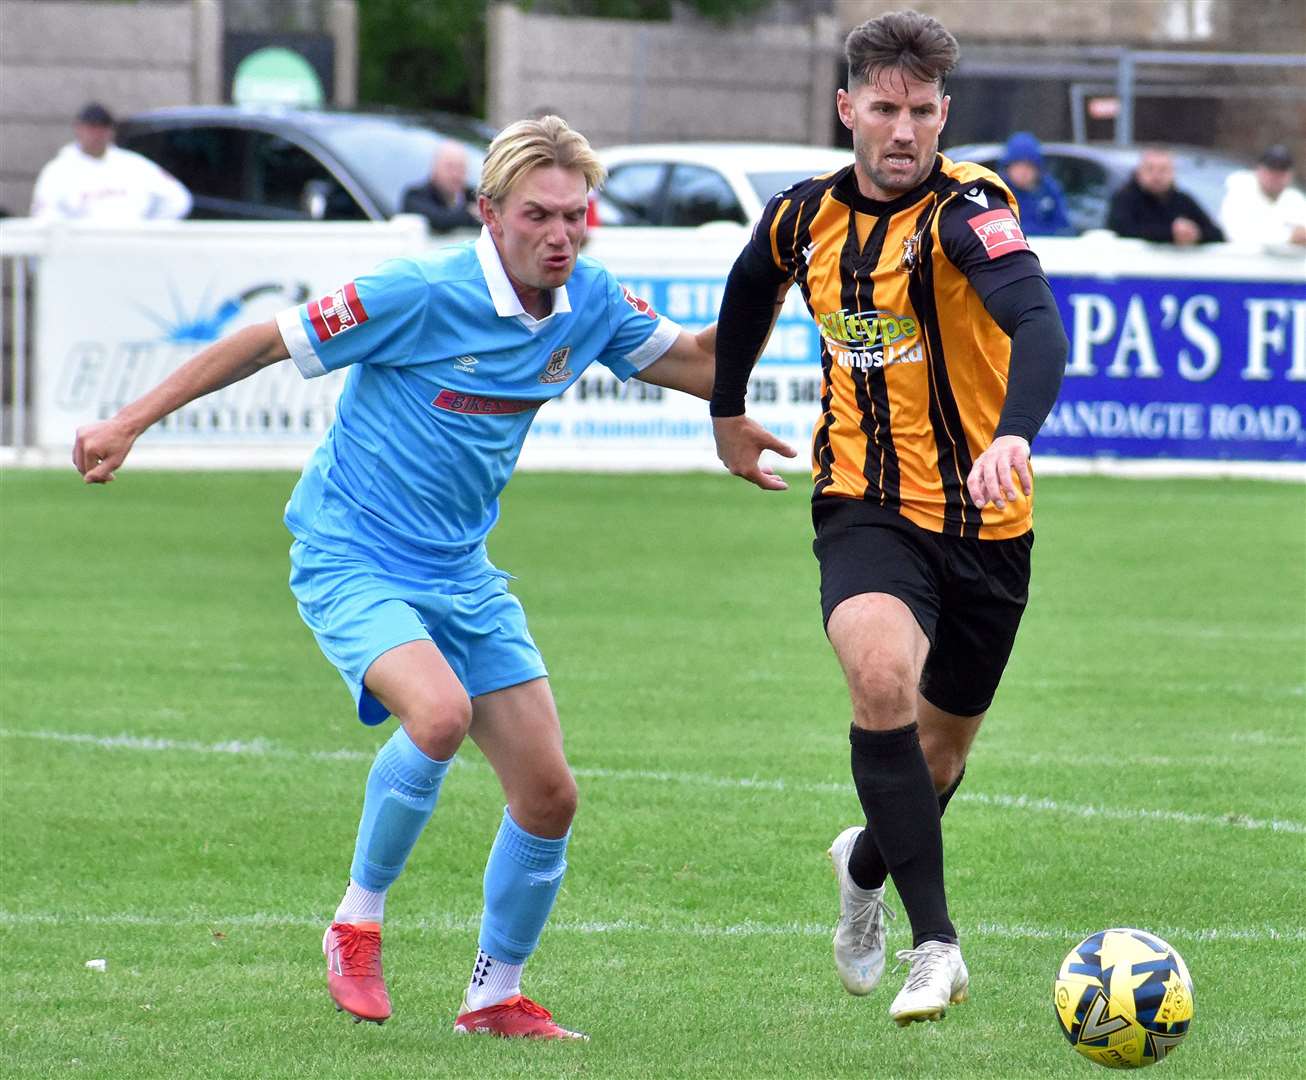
(465, 949), (524, 1010)
(334, 879), (386, 924)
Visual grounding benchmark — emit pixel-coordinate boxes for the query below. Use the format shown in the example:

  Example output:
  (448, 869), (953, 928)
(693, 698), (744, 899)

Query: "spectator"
(1106, 147), (1223, 246)
(1219, 144), (1306, 251)
(997, 132), (1073, 236)
(30, 102), (191, 221)
(400, 140), (479, 232)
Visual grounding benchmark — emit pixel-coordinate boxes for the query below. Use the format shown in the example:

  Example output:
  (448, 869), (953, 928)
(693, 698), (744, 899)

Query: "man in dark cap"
(997, 132), (1074, 236)
(1220, 144), (1306, 250)
(30, 102), (192, 221)
(1106, 146), (1223, 245)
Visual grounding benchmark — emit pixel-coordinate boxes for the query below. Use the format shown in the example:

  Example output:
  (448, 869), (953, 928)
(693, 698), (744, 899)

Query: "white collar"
(475, 226), (571, 326)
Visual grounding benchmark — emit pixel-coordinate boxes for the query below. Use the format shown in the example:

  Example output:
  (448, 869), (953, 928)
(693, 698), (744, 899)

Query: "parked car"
(941, 141), (1252, 235)
(592, 142), (853, 227)
(117, 106), (493, 221)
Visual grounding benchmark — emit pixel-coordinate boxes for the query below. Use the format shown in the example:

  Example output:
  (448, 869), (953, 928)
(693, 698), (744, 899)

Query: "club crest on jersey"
(539, 346), (573, 384)
(307, 282), (368, 342)
(968, 208), (1030, 259)
(898, 228), (923, 272)
(620, 284), (658, 320)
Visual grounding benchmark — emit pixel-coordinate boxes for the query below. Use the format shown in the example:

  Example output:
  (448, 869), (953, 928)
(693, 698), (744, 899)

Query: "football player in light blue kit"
(74, 115), (774, 1040)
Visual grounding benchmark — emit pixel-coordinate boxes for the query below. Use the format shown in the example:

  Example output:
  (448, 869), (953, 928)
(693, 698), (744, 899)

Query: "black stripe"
(849, 214), (899, 509)
(790, 193), (825, 295)
(773, 198), (800, 272)
(812, 196), (855, 496)
(908, 202), (984, 537)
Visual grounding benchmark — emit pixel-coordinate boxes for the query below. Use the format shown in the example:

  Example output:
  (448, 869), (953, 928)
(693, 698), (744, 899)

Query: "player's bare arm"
(73, 319), (289, 484)
(635, 323), (718, 399)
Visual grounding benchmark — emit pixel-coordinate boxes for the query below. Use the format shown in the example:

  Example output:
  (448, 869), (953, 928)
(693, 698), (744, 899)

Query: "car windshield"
(747, 168), (843, 205)
(314, 117), (487, 217)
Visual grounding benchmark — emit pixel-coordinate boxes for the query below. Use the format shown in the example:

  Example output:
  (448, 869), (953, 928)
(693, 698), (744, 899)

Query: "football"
(1053, 928), (1194, 1069)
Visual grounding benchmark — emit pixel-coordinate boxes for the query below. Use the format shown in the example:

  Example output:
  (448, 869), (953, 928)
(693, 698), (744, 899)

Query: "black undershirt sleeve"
(983, 275), (1068, 445)
(709, 242), (790, 417)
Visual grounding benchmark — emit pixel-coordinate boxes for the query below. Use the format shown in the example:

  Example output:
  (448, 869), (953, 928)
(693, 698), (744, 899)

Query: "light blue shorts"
(289, 540), (548, 725)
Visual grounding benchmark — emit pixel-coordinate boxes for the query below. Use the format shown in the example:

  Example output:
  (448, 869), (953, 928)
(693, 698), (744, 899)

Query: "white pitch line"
(0, 910), (1301, 945)
(2, 727), (1302, 835)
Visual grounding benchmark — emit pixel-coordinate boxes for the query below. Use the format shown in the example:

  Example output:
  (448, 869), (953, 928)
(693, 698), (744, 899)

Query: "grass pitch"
(1, 468), (1303, 1079)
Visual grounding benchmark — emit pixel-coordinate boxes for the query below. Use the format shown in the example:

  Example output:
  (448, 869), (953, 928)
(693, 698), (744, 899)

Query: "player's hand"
(712, 414), (797, 491)
(967, 434), (1032, 511)
(73, 418), (138, 484)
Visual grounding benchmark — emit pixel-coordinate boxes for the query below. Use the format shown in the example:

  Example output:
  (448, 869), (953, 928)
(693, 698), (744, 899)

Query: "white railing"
(0, 220), (49, 451)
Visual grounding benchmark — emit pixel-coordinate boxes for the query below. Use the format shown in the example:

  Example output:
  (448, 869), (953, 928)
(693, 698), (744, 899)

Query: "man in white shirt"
(1220, 144), (1306, 251)
(30, 103), (192, 222)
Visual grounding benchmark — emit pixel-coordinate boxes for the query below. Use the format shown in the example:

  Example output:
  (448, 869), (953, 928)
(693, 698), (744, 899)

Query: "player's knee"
(514, 772), (578, 836)
(847, 659), (918, 727)
(400, 695), (472, 759)
(918, 730), (967, 793)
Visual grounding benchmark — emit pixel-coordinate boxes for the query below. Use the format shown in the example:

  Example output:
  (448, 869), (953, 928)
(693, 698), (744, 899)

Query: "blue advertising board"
(625, 270), (1305, 463)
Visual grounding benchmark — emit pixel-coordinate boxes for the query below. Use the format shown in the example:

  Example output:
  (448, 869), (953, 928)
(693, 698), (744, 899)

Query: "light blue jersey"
(276, 228), (680, 574)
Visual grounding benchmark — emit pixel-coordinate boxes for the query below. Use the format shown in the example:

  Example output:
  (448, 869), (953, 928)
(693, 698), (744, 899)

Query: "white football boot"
(888, 940), (969, 1026)
(828, 826), (896, 995)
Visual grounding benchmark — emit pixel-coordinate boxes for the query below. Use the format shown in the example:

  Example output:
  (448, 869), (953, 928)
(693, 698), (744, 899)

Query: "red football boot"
(453, 994), (588, 1040)
(323, 921), (391, 1024)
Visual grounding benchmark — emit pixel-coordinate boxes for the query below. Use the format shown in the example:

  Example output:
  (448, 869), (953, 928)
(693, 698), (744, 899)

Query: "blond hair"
(477, 115), (605, 203)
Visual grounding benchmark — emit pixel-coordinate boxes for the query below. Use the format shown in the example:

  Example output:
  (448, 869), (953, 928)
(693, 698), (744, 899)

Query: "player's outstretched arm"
(712, 414), (797, 492)
(637, 323), (717, 400)
(73, 319), (290, 484)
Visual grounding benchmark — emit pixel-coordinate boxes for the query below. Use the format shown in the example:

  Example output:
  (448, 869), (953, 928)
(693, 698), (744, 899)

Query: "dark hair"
(844, 10), (959, 92)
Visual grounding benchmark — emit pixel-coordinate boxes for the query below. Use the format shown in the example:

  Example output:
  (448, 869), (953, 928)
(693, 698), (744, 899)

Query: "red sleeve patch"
(620, 283), (659, 320)
(307, 281), (369, 342)
(968, 209), (1030, 259)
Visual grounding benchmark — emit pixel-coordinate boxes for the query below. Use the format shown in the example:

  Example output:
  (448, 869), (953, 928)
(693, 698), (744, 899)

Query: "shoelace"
(335, 926), (382, 977)
(511, 996), (553, 1020)
(894, 945), (948, 992)
(848, 894), (897, 949)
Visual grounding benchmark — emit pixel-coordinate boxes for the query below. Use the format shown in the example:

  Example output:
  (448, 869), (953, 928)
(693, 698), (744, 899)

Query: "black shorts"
(812, 496), (1033, 717)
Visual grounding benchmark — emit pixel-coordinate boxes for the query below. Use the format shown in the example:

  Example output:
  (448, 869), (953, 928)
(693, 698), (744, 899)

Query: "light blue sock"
(349, 727), (451, 891)
(477, 808), (570, 964)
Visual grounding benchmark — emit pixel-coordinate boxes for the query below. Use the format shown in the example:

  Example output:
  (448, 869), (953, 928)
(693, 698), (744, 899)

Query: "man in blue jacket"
(998, 132), (1074, 236)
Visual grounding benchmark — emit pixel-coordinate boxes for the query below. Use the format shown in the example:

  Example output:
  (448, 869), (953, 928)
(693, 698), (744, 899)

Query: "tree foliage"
(357, 0), (773, 116)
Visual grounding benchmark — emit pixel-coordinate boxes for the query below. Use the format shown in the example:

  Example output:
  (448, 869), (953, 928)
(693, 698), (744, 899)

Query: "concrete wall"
(0, 0), (358, 217)
(486, 4), (842, 147)
(0, 0), (219, 214)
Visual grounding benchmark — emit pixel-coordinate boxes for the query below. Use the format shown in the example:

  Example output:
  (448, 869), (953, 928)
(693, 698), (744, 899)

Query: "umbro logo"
(453, 354), (479, 374)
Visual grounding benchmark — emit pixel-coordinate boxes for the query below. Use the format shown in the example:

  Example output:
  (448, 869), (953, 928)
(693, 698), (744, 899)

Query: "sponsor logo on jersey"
(453, 354), (479, 374)
(816, 307), (924, 370)
(431, 389), (543, 415)
(538, 346), (573, 384)
(968, 208), (1029, 259)
(620, 284), (659, 320)
(307, 282), (368, 342)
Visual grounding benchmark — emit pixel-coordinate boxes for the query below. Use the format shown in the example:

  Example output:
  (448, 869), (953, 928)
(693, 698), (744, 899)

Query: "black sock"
(848, 767), (966, 891)
(847, 723), (956, 945)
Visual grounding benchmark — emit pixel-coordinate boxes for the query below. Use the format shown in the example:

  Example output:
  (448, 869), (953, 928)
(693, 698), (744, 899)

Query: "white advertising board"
(9, 218), (1304, 476)
(29, 217), (428, 457)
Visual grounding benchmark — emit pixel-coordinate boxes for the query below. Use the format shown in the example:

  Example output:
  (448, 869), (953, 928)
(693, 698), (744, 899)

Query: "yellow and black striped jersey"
(750, 155), (1046, 539)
